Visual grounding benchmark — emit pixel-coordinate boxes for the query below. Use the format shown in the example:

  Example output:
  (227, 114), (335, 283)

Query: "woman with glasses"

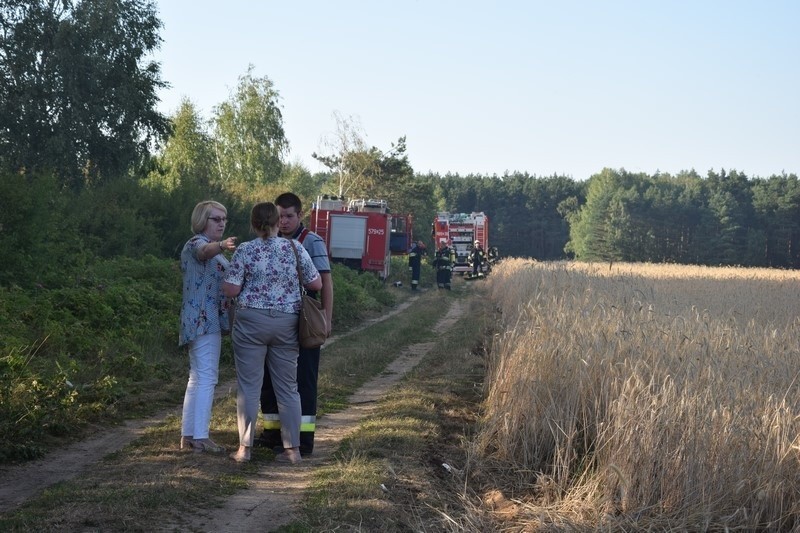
(179, 200), (237, 453)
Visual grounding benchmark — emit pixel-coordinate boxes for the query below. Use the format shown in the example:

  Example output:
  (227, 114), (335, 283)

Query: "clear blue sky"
(153, 1), (799, 181)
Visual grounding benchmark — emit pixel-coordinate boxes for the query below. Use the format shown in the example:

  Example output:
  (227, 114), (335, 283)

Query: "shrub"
(0, 255), (183, 461)
(330, 264), (395, 324)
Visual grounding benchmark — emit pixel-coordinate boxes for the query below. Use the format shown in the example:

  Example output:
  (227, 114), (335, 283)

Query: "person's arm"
(197, 236), (236, 261)
(297, 242), (323, 292)
(303, 234), (333, 335)
(304, 274), (323, 292)
(319, 271), (333, 336)
(222, 245), (243, 297)
(223, 281), (240, 298)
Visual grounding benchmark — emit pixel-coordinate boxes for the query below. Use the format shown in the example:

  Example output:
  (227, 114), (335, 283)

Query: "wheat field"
(472, 259), (800, 530)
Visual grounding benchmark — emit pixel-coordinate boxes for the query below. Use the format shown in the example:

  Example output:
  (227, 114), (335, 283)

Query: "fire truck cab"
(309, 196), (412, 279)
(432, 211), (490, 274)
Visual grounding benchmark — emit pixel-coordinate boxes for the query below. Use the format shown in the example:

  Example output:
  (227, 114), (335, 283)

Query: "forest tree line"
(2, 0), (799, 288)
(423, 168), (800, 269)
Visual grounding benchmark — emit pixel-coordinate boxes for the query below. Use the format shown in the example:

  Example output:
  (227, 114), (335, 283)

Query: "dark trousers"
(436, 269), (451, 289)
(260, 345), (320, 454)
(410, 263), (420, 288)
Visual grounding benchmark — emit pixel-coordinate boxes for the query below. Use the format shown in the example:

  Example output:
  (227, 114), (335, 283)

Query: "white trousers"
(181, 333), (221, 439)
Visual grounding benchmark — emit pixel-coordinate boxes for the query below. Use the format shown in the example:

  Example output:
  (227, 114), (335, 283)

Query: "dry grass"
(469, 259), (800, 531)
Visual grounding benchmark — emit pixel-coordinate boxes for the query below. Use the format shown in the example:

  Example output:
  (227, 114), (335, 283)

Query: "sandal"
(192, 438), (225, 454)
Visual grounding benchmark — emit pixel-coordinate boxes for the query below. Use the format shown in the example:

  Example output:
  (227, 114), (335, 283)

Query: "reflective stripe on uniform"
(300, 415), (316, 432)
(262, 414), (316, 432)
(263, 413), (281, 430)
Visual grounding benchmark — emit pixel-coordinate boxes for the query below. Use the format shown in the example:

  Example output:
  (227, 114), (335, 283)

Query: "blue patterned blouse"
(179, 233), (231, 346)
(224, 236), (319, 314)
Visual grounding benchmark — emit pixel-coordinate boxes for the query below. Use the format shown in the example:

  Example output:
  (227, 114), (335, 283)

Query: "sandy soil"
(0, 293), (466, 533)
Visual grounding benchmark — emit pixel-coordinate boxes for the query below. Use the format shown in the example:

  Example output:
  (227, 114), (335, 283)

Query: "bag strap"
(297, 228), (310, 244)
(289, 241), (305, 294)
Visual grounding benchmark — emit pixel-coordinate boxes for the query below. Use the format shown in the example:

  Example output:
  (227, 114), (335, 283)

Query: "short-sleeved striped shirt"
(291, 224), (330, 274)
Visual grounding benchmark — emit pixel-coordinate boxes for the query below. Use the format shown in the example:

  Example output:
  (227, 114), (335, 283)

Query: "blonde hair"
(190, 200), (227, 234)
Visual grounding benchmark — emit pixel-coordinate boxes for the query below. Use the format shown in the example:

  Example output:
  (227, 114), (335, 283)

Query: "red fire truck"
(309, 196), (413, 279)
(432, 211), (490, 274)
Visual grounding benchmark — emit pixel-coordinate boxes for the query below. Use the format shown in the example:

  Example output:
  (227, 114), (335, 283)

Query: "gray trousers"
(232, 307), (301, 449)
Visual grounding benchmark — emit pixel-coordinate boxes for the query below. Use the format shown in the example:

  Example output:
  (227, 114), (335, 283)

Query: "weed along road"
(0, 285), (480, 531)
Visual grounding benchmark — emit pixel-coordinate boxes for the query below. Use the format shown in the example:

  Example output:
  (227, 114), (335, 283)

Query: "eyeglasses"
(208, 216), (228, 223)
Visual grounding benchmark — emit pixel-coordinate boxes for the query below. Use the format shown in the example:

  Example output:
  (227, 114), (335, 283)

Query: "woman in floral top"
(179, 200), (237, 454)
(223, 202), (321, 464)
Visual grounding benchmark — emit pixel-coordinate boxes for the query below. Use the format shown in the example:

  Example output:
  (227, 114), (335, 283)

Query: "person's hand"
(220, 236), (237, 251)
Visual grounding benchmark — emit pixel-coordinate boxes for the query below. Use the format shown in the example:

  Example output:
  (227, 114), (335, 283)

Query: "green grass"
(316, 289), (444, 413)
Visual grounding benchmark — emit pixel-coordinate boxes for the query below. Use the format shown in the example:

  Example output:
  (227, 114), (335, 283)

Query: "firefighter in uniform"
(408, 240), (425, 290)
(488, 246), (499, 265)
(470, 240), (485, 278)
(257, 192), (333, 456)
(433, 242), (455, 290)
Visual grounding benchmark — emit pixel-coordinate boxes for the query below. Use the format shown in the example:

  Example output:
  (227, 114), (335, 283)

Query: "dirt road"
(177, 297), (466, 531)
(0, 294), (466, 532)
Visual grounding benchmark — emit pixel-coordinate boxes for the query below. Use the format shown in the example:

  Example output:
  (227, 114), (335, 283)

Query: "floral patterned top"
(179, 233), (231, 346)
(224, 236), (319, 314)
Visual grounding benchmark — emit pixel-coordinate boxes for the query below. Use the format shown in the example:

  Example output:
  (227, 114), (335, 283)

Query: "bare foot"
(229, 445), (251, 463)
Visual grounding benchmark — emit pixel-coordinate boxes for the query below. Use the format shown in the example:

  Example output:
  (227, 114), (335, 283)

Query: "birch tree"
(211, 66), (288, 186)
(312, 111), (378, 199)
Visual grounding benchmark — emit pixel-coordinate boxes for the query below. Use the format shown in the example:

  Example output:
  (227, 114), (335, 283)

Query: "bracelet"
(219, 241), (224, 252)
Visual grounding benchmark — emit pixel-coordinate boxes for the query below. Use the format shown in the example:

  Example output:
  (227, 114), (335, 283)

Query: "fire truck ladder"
(311, 208), (330, 243)
(473, 216), (487, 247)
